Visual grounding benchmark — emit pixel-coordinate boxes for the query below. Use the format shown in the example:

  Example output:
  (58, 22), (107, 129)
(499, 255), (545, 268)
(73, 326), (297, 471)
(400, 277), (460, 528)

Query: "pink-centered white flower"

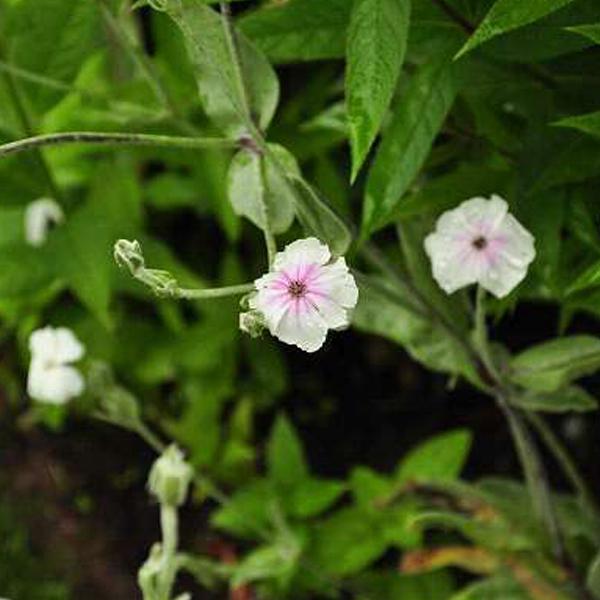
(250, 238), (359, 352)
(424, 195), (535, 298)
(27, 326), (85, 404)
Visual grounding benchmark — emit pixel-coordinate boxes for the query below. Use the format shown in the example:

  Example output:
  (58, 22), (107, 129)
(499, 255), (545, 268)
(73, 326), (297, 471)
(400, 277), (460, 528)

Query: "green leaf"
(267, 415), (308, 489)
(511, 336), (600, 392)
(450, 576), (529, 600)
(239, 0), (351, 63)
(286, 478), (345, 519)
(231, 543), (298, 587)
(568, 259), (600, 295)
(0, 244), (56, 299)
(587, 551), (600, 598)
(227, 148), (295, 234)
(212, 479), (275, 538)
(309, 507), (388, 576)
(6, 0), (101, 111)
(362, 51), (457, 235)
(161, 0), (279, 136)
(51, 158), (141, 326)
(352, 274), (479, 383)
(346, 0), (410, 181)
(568, 23), (600, 45)
(555, 110), (600, 139)
(455, 0), (576, 59)
(274, 156), (352, 255)
(396, 430), (472, 484)
(511, 386), (598, 413)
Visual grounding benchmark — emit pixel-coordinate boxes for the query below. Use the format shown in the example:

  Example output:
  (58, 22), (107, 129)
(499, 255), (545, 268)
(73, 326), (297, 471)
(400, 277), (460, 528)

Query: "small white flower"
(24, 198), (64, 247)
(250, 238), (359, 352)
(424, 195), (535, 298)
(27, 326), (85, 405)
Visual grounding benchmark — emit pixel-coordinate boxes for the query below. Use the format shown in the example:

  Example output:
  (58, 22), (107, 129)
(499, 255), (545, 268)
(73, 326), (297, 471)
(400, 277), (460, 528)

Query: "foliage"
(1, 0), (600, 598)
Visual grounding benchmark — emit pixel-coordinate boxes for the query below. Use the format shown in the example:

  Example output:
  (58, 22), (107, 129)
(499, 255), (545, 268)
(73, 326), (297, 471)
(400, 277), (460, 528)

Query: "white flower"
(27, 326), (85, 405)
(250, 238), (359, 352)
(24, 198), (64, 247)
(424, 195), (535, 298)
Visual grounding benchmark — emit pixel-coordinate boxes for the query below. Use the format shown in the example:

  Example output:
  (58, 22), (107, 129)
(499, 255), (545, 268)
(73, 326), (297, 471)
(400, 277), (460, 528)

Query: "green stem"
(0, 132), (236, 158)
(497, 395), (566, 562)
(159, 504), (178, 599)
(173, 283), (255, 300)
(526, 411), (599, 514)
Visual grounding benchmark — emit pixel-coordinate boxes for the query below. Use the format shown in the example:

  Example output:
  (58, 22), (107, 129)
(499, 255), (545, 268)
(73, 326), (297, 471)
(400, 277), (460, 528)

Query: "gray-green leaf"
(346, 0), (410, 181)
(161, 0), (279, 136)
(227, 149), (295, 234)
(511, 386), (598, 413)
(511, 336), (600, 392)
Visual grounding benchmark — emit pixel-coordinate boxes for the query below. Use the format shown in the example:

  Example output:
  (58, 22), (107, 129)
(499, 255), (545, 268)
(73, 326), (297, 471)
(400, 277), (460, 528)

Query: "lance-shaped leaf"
(346, 0), (410, 181)
(555, 110), (600, 139)
(567, 23), (600, 45)
(455, 0), (576, 59)
(361, 53), (457, 236)
(511, 336), (600, 392)
(511, 386), (598, 413)
(160, 0), (279, 136)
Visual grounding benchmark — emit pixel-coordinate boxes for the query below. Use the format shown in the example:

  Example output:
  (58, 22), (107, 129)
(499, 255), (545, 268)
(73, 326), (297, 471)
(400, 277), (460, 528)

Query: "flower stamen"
(472, 236), (488, 250)
(288, 280), (307, 297)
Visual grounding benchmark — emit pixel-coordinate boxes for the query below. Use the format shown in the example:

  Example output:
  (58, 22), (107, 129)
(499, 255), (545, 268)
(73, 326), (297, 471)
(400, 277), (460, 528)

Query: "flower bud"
(148, 445), (193, 507)
(142, 269), (178, 298)
(239, 310), (266, 338)
(114, 239), (145, 275)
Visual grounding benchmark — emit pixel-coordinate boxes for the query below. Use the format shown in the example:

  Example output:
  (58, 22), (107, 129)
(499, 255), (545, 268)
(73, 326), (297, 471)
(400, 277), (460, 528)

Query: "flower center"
(288, 280), (307, 297)
(472, 236), (488, 251)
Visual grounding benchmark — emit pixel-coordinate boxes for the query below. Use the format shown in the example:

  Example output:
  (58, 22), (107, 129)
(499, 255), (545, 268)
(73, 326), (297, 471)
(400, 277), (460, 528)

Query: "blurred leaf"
(162, 0), (279, 135)
(587, 551), (600, 598)
(51, 158), (141, 326)
(567, 23), (600, 44)
(512, 386), (598, 413)
(353, 274), (479, 384)
(309, 507), (388, 576)
(6, 0), (102, 112)
(231, 543), (298, 587)
(396, 429), (472, 484)
(362, 50), (458, 235)
(212, 479), (275, 538)
(455, 0), (576, 59)
(450, 575), (529, 599)
(555, 110), (600, 139)
(239, 0), (351, 63)
(286, 478), (345, 519)
(354, 570), (455, 600)
(510, 336), (600, 392)
(267, 415), (308, 489)
(346, 0), (410, 180)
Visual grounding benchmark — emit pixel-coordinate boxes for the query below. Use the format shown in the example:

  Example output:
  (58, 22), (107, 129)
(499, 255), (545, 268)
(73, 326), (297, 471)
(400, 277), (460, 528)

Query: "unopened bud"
(114, 239), (145, 275)
(148, 445), (193, 506)
(239, 310), (266, 338)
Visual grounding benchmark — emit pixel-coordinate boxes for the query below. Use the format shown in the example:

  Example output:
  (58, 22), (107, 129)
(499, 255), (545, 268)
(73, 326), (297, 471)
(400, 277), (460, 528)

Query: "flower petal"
(29, 326), (85, 364)
(273, 299), (328, 352)
(27, 361), (84, 404)
(424, 232), (480, 294)
(310, 258), (359, 309)
(273, 237), (331, 273)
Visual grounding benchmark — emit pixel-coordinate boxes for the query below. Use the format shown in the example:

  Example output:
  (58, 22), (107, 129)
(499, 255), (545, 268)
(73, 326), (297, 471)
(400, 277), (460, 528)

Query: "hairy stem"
(173, 283), (255, 300)
(0, 132), (236, 158)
